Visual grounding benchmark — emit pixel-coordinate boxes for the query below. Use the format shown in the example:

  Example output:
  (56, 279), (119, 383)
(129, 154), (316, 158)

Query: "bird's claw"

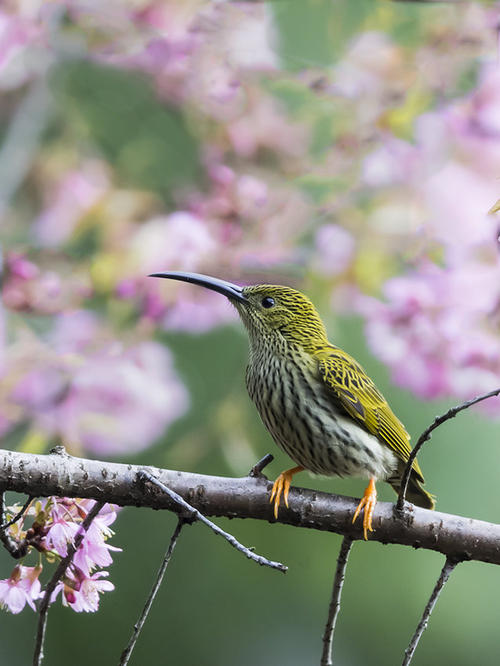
(269, 466), (303, 519)
(270, 474), (288, 519)
(352, 478), (377, 540)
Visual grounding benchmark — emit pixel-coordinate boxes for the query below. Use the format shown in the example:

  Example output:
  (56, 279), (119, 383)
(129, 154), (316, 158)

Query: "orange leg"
(270, 466), (304, 519)
(352, 477), (377, 540)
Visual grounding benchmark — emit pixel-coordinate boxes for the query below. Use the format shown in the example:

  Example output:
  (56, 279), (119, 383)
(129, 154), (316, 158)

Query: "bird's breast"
(245, 352), (398, 481)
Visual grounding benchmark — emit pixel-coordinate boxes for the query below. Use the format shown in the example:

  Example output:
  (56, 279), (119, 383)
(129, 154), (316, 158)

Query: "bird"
(150, 271), (435, 539)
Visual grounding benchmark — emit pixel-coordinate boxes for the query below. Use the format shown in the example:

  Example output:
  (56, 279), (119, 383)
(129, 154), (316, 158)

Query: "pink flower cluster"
(0, 565), (42, 614)
(1, 0), (500, 466)
(356, 56), (500, 406)
(1, 251), (90, 314)
(0, 498), (119, 614)
(359, 262), (500, 402)
(1, 305), (189, 453)
(113, 162), (312, 331)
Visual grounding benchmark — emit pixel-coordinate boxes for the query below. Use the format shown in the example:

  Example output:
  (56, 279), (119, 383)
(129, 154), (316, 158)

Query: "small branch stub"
(249, 453), (274, 478)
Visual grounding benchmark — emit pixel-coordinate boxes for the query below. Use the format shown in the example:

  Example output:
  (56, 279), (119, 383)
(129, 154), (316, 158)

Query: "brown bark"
(1, 446), (499, 565)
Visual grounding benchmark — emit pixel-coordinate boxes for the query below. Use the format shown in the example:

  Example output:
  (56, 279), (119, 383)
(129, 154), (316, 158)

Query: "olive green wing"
(317, 346), (424, 481)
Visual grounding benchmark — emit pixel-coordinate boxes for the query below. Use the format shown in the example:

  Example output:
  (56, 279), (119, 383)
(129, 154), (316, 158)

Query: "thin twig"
(320, 536), (353, 666)
(119, 518), (185, 666)
(0, 491), (29, 559)
(33, 500), (106, 666)
(0, 495), (34, 530)
(397, 387), (500, 510)
(138, 470), (287, 573)
(249, 453), (274, 477)
(402, 557), (459, 666)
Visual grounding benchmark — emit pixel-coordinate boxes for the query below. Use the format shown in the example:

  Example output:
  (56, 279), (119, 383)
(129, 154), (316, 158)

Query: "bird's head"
(150, 271), (328, 352)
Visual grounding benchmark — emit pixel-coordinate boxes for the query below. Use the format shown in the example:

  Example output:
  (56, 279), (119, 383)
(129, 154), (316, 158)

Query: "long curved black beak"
(149, 271), (248, 304)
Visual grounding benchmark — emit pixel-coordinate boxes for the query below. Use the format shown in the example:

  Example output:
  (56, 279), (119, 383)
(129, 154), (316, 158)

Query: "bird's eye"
(261, 296), (275, 309)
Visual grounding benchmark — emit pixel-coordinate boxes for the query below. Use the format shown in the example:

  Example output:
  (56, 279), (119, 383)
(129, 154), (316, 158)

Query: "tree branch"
(0, 448), (500, 566)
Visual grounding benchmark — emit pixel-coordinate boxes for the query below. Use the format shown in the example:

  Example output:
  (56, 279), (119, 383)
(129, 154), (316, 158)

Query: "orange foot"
(270, 466), (304, 519)
(352, 477), (377, 540)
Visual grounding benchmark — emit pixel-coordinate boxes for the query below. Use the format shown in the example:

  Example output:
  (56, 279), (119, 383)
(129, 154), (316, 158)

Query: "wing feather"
(317, 346), (424, 481)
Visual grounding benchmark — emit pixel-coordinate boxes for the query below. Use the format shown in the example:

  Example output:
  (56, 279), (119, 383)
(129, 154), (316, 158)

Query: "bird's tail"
(390, 474), (436, 510)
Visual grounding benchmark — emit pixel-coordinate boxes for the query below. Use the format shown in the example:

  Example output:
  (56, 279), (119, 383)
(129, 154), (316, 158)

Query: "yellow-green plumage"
(238, 284), (434, 510)
(151, 272), (435, 516)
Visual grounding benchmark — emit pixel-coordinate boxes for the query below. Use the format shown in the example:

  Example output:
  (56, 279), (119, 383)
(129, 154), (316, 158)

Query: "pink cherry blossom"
(0, 10), (45, 90)
(128, 212), (217, 275)
(332, 31), (408, 112)
(235, 175), (269, 218)
(420, 160), (499, 262)
(162, 290), (237, 333)
(227, 96), (309, 159)
(72, 502), (121, 575)
(1, 0), (500, 449)
(357, 261), (500, 403)
(55, 570), (115, 613)
(36, 341), (189, 455)
(0, 566), (42, 614)
(1, 252), (88, 315)
(471, 63), (500, 136)
(73, 532), (119, 576)
(44, 510), (80, 557)
(314, 224), (355, 277)
(3, 309), (189, 455)
(49, 310), (101, 354)
(33, 162), (109, 247)
(0, 498), (120, 614)
(362, 136), (419, 188)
